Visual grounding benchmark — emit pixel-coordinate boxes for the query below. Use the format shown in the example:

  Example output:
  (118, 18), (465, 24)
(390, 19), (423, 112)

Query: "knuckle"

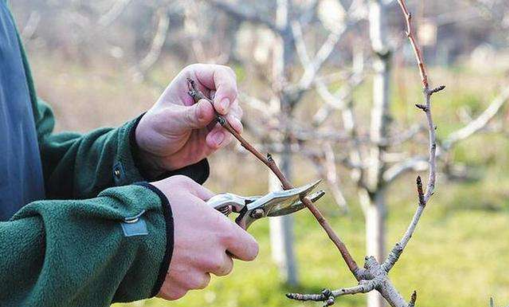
(185, 63), (200, 72)
(169, 289), (188, 300)
(220, 83), (236, 96)
(197, 274), (211, 289)
(171, 175), (195, 188)
(221, 258), (234, 276)
(172, 175), (190, 183)
(246, 240), (259, 260)
(183, 273), (210, 290)
(158, 284), (187, 301)
(224, 66), (236, 78)
(185, 105), (198, 125)
(221, 227), (237, 244)
(195, 101), (209, 123)
(210, 253), (233, 276)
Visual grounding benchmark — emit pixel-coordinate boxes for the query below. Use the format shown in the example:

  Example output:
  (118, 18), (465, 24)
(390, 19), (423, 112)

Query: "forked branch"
(286, 1), (445, 306)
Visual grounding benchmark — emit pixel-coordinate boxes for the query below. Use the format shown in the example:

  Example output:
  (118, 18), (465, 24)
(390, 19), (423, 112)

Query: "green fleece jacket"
(0, 3), (209, 307)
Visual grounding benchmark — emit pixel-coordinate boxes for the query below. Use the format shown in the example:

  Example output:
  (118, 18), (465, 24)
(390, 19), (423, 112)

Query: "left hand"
(135, 64), (243, 174)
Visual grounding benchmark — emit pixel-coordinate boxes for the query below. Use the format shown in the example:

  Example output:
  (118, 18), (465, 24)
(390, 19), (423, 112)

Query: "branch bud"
(416, 176), (425, 206)
(429, 85), (446, 95)
(415, 104), (428, 112)
(408, 291), (417, 307)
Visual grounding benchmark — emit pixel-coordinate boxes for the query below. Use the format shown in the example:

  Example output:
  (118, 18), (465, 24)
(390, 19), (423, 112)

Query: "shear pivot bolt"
(250, 208), (265, 219)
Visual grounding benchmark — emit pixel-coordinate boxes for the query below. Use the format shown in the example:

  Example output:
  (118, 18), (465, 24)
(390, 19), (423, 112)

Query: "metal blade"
(246, 180), (321, 216)
(267, 190), (325, 216)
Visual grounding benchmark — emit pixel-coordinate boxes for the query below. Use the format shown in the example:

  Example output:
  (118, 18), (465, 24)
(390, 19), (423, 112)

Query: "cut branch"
(187, 78), (362, 278)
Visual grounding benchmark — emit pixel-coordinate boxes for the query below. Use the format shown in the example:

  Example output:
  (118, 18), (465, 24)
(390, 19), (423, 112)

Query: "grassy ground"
(29, 55), (509, 307)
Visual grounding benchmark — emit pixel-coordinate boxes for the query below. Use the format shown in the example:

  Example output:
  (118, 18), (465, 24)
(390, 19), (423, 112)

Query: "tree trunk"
(367, 1), (391, 307)
(365, 191), (386, 261)
(365, 191), (387, 307)
(269, 143), (298, 285)
(269, 0), (299, 285)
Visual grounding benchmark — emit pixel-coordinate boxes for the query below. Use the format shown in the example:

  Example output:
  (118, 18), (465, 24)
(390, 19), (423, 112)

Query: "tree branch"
(443, 87), (509, 150)
(187, 78), (362, 278)
(286, 1), (445, 306)
(21, 11), (41, 41)
(207, 0), (279, 33)
(131, 8), (170, 79)
(98, 0), (132, 27)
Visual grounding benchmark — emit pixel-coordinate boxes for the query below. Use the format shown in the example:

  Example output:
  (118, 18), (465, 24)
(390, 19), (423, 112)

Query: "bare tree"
(205, 0), (509, 295)
(189, 2), (444, 305)
(287, 1), (444, 305)
(207, 0), (365, 285)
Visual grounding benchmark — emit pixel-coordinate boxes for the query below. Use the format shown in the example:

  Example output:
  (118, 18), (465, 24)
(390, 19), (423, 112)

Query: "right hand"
(151, 175), (259, 300)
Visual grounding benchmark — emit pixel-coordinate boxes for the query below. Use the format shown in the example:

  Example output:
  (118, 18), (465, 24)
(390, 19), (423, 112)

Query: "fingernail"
(220, 98), (230, 113)
(214, 132), (225, 146)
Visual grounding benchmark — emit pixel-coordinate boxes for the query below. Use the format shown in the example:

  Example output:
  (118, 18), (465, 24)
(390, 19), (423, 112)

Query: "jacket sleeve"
(0, 184), (173, 307)
(11, 3), (209, 200)
(34, 99), (209, 199)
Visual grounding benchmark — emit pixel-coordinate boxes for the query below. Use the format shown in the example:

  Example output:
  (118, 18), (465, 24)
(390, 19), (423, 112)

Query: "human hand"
(150, 176), (258, 300)
(135, 64), (243, 174)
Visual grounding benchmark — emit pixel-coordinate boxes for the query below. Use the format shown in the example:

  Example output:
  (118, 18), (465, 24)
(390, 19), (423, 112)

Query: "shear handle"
(206, 193), (253, 217)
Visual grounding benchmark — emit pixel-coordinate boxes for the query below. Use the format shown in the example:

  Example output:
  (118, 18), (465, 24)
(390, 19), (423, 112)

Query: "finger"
(196, 273), (211, 290)
(169, 99), (215, 130)
(223, 100), (243, 133)
(205, 252), (234, 277)
(184, 99), (215, 129)
(183, 178), (215, 201)
(158, 283), (188, 301)
(222, 224), (259, 261)
(226, 113), (243, 134)
(230, 100), (244, 119)
(179, 272), (211, 290)
(192, 65), (238, 115)
(205, 124), (228, 149)
(214, 253), (234, 276)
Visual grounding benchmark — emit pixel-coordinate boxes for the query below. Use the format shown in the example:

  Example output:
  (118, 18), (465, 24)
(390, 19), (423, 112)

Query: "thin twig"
(443, 87), (509, 150)
(397, 0), (445, 202)
(287, 283), (375, 305)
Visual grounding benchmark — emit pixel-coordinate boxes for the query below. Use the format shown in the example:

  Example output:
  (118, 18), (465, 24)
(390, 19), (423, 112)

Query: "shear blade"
(267, 190), (325, 216)
(251, 180), (322, 217)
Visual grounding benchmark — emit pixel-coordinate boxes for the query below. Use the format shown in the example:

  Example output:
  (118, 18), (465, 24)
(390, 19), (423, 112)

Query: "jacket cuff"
(112, 117), (147, 186)
(129, 113), (210, 184)
(134, 182), (174, 297)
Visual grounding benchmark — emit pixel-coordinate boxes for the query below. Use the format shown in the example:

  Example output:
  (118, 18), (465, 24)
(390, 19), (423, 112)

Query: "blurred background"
(9, 0), (509, 306)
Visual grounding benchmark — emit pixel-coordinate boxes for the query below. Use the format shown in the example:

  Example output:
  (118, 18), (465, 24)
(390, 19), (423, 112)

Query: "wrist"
(137, 149), (168, 179)
(131, 114), (167, 180)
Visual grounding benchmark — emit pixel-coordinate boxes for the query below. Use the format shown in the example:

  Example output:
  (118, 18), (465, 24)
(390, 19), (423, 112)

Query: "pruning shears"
(207, 180), (325, 230)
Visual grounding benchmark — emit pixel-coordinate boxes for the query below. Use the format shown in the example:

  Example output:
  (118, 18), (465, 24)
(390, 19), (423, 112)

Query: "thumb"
(177, 99), (215, 130)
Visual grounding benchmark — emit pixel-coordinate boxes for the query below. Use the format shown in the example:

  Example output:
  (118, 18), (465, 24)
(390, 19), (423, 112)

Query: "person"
(0, 1), (258, 306)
